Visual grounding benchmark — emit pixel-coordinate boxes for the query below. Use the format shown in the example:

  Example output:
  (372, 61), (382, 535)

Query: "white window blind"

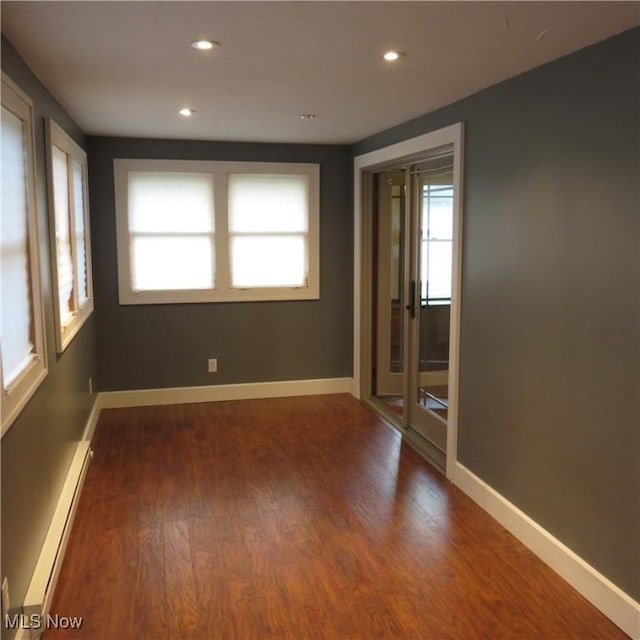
(73, 160), (88, 303)
(228, 173), (309, 288)
(114, 159), (319, 304)
(46, 118), (94, 353)
(1, 105), (34, 385)
(52, 145), (74, 325)
(128, 172), (215, 291)
(1, 74), (47, 435)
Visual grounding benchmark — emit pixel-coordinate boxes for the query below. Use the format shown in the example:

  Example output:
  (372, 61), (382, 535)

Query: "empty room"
(1, 2), (638, 639)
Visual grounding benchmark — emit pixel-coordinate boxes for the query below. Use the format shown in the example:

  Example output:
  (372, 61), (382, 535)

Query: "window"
(1, 74), (47, 435)
(45, 119), (94, 352)
(114, 160), (319, 304)
(420, 176), (453, 306)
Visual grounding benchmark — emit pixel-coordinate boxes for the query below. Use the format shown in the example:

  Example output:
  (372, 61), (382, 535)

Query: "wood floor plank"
(164, 521), (200, 639)
(44, 394), (628, 639)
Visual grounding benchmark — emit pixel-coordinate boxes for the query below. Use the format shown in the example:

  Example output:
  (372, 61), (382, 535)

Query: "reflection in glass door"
(373, 170), (406, 416)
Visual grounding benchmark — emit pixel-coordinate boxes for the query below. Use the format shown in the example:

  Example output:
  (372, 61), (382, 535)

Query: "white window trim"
(45, 119), (94, 353)
(114, 159), (320, 304)
(1, 73), (48, 437)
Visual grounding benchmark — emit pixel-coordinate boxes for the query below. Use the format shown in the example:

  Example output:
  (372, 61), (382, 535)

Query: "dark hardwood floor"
(45, 394), (626, 639)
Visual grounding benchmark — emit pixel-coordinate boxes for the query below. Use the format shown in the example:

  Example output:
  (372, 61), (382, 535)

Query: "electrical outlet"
(207, 358), (218, 373)
(88, 376), (93, 395)
(1, 577), (9, 619)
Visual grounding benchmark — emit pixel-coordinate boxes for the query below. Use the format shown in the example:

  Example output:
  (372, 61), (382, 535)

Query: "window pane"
(73, 160), (88, 303)
(129, 172), (214, 233)
(131, 236), (214, 291)
(228, 174), (308, 233)
(428, 200), (453, 240)
(52, 145), (74, 324)
(422, 183), (453, 237)
(425, 241), (452, 301)
(1, 105), (34, 385)
(231, 235), (306, 287)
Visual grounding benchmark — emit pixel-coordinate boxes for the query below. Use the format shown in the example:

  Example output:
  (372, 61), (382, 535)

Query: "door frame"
(353, 123), (464, 480)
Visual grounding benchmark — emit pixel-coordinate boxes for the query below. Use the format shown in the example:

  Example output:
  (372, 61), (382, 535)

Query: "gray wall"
(1, 36), (97, 640)
(88, 138), (353, 391)
(355, 28), (639, 600)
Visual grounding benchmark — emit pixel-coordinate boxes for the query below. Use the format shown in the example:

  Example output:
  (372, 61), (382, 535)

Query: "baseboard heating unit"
(20, 442), (92, 640)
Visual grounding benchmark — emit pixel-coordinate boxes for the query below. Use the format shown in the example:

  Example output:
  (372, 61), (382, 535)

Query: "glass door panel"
(408, 152), (454, 451)
(373, 170), (406, 414)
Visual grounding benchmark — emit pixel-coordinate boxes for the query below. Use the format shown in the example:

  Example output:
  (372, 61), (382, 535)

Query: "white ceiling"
(2, 1), (638, 144)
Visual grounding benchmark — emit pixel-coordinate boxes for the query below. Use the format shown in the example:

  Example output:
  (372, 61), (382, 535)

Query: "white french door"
(405, 154), (455, 454)
(355, 124), (464, 476)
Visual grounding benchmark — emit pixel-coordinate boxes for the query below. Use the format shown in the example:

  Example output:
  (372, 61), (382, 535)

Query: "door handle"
(405, 280), (416, 319)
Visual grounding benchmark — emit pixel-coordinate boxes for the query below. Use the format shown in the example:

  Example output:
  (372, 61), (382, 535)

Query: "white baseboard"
(12, 400), (98, 640)
(22, 441), (92, 639)
(98, 377), (354, 409)
(81, 396), (101, 441)
(453, 462), (640, 639)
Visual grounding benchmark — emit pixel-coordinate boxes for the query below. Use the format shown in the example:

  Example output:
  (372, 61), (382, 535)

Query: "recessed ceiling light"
(179, 108), (194, 117)
(383, 51), (403, 62)
(191, 40), (218, 51)
(300, 114), (317, 120)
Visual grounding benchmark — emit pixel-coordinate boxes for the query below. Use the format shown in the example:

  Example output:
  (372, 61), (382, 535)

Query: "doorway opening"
(354, 124), (464, 477)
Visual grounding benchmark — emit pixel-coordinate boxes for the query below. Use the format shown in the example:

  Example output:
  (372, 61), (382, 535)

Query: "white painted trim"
(353, 123), (464, 480)
(453, 463), (640, 639)
(81, 396), (101, 441)
(354, 125), (464, 173)
(445, 123), (464, 478)
(98, 377), (354, 409)
(352, 173), (362, 400)
(23, 442), (92, 636)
